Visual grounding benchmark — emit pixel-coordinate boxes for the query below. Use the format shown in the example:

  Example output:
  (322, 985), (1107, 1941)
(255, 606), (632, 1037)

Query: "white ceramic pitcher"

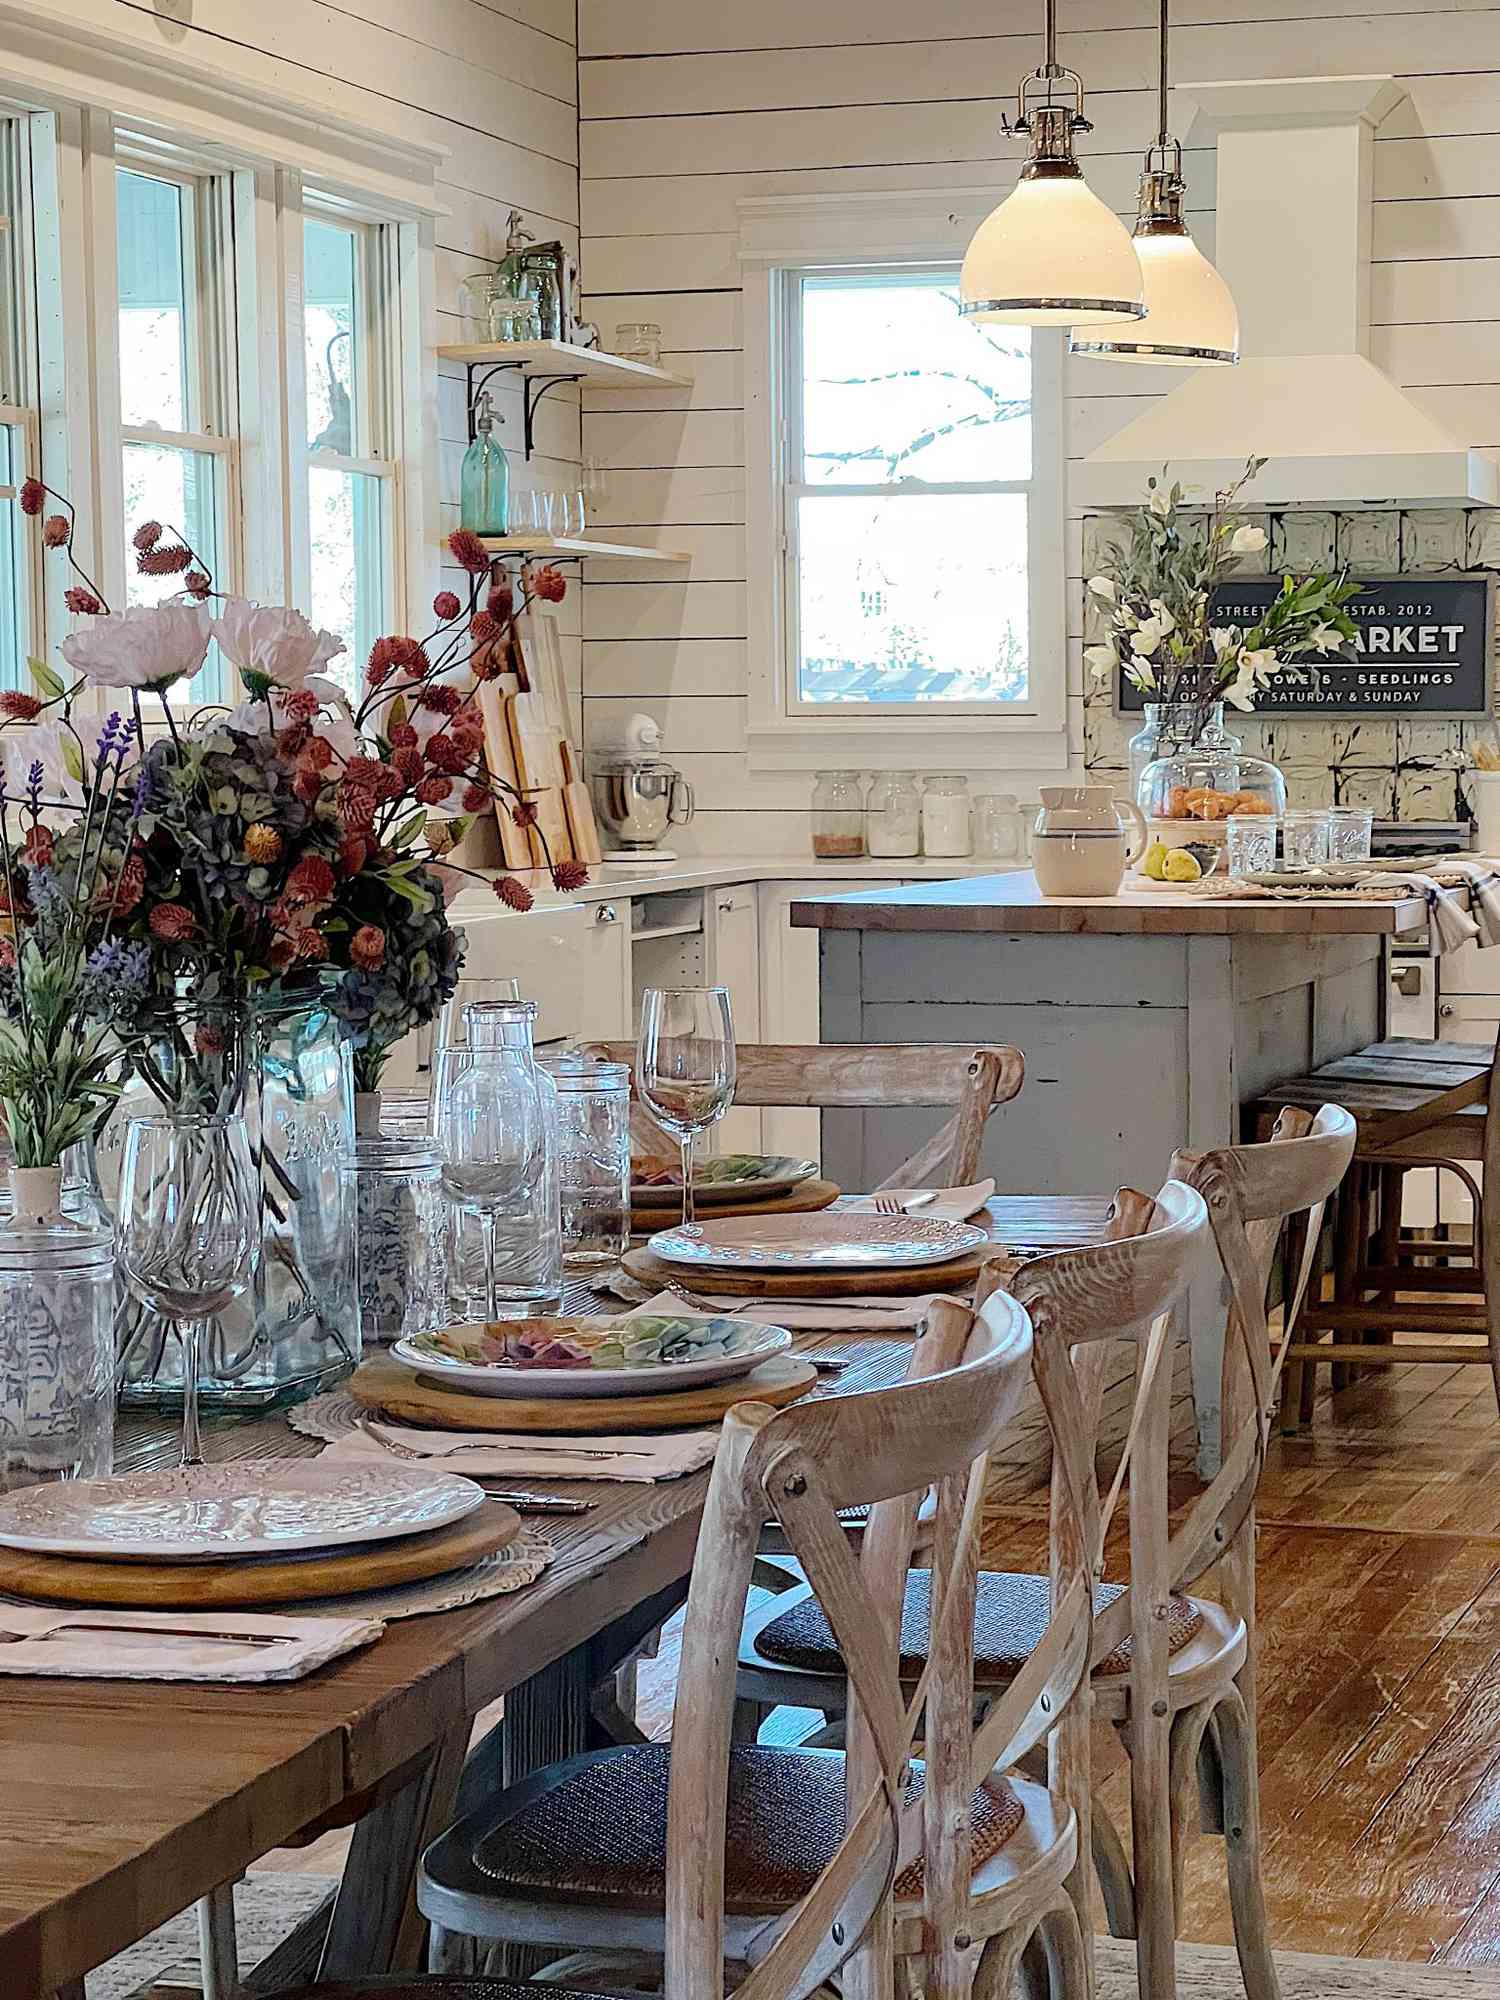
(1032, 785), (1147, 897)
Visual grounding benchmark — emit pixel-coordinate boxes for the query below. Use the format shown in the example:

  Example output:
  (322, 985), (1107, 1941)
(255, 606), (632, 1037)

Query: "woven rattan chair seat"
(753, 1568), (1203, 1682)
(470, 1744), (1023, 1913)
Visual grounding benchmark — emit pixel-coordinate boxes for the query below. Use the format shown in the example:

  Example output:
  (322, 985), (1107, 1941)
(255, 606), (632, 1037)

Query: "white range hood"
(1077, 75), (1500, 511)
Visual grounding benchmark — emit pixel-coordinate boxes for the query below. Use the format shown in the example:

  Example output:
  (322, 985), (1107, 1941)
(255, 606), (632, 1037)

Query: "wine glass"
(115, 1113), (259, 1467)
(636, 986), (736, 1230)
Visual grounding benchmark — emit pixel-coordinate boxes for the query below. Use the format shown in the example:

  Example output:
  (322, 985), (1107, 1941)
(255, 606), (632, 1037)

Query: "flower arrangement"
(1083, 459), (1360, 718)
(0, 476), (587, 1140)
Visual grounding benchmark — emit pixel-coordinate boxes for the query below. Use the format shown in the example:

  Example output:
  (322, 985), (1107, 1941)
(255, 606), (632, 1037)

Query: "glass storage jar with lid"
(921, 774), (974, 857)
(1137, 732), (1285, 879)
(865, 772), (921, 857)
(811, 771), (866, 860)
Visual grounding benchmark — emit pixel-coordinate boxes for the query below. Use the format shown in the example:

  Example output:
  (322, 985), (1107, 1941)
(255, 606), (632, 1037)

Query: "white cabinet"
(576, 900), (633, 1041)
(708, 886), (763, 1151)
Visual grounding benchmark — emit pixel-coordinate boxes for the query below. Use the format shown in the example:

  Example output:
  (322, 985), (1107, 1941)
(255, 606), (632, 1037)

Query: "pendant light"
(1068, 0), (1238, 364)
(960, 0), (1145, 328)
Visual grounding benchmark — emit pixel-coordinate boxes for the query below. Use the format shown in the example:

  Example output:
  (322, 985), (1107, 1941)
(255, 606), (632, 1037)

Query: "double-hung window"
(745, 204), (1066, 771)
(302, 208), (397, 697)
(115, 155), (239, 693)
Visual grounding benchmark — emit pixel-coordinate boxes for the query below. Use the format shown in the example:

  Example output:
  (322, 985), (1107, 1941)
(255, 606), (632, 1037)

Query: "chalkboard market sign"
(1116, 574), (1493, 718)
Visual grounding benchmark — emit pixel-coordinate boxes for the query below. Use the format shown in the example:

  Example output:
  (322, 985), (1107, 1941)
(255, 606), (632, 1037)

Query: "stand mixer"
(588, 713), (695, 862)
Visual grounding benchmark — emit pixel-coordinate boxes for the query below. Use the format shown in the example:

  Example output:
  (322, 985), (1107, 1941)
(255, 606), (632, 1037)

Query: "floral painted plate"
(647, 1212), (988, 1272)
(629, 1154), (819, 1204)
(0, 1461), (486, 1562)
(393, 1316), (793, 1399)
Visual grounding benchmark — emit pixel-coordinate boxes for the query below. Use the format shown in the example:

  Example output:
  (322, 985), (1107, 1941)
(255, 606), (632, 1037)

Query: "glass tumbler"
(1327, 806), (1375, 862)
(1282, 808), (1332, 872)
(544, 1059), (631, 1270)
(1227, 812), (1278, 878)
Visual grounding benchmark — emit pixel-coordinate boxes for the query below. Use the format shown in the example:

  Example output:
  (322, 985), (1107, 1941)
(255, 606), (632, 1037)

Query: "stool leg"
(1483, 1163), (1500, 1422)
(1368, 1166), (1404, 1374)
(1331, 1170), (1362, 1396)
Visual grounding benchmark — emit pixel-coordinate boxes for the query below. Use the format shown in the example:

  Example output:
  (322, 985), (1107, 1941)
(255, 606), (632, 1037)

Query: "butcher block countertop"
(789, 870), (1429, 937)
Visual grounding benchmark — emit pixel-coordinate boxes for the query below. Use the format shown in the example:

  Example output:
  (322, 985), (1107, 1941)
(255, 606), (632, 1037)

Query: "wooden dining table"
(0, 1195), (1112, 2000)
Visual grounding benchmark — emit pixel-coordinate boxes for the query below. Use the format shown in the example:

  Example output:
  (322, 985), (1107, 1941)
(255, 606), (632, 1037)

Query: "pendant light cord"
(1042, 0), (1059, 79)
(1157, 0), (1170, 148)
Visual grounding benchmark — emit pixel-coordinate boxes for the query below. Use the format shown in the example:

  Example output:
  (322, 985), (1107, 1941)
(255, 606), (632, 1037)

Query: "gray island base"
(792, 871), (1427, 1474)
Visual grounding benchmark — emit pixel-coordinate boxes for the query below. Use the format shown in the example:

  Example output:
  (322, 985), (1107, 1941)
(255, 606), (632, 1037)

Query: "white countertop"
(448, 853), (1021, 915)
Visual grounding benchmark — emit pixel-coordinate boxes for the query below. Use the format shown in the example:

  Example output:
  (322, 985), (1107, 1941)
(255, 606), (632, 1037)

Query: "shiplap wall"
(577, 0), (1500, 850)
(37, 0), (584, 719)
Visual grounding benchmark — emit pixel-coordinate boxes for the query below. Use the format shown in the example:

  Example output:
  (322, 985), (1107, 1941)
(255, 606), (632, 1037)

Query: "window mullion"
(70, 108), (121, 698)
(281, 166), (311, 613)
(235, 164), (289, 602)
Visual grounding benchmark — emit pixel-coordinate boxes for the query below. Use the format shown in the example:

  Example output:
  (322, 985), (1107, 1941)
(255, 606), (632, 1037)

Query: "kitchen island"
(791, 871), (1433, 1471)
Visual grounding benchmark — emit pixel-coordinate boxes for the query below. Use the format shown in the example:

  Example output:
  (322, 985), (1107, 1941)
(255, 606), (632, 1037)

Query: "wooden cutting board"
(476, 680), (535, 871)
(349, 1353), (817, 1434)
(630, 1177), (840, 1231)
(621, 1242), (989, 1299)
(505, 692), (573, 865)
(0, 1499), (522, 1609)
(559, 739), (603, 867)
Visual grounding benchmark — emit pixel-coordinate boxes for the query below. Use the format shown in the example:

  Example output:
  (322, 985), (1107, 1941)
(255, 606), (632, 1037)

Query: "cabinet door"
(709, 886), (763, 1151)
(576, 899), (633, 1041)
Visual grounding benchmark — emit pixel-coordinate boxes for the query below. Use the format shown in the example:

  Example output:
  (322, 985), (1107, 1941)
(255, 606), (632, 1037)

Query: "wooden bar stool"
(1257, 1037), (1500, 1420)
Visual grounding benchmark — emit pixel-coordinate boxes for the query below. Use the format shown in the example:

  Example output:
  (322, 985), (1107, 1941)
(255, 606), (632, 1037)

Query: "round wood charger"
(350, 1352), (818, 1434)
(630, 1177), (840, 1232)
(621, 1242), (988, 1299)
(0, 1498), (521, 1609)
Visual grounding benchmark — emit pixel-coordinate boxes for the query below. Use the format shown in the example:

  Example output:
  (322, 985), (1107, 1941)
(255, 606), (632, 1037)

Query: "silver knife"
(477, 1487), (594, 1513)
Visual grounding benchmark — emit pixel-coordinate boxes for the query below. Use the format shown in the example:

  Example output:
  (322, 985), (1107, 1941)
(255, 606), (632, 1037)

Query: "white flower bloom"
(1127, 653), (1158, 690)
(1132, 616), (1165, 656)
(211, 598), (346, 690)
(1083, 643), (1119, 686)
(1209, 625), (1241, 660)
(0, 720), (85, 807)
(60, 602), (211, 691)
(1308, 622), (1344, 655)
(1149, 489), (1173, 518)
(1225, 672), (1258, 713)
(1114, 606), (1139, 632)
(1147, 598), (1176, 636)
(1231, 525), (1268, 555)
(1239, 646), (1279, 678)
(1087, 575), (1117, 602)
(217, 677), (363, 762)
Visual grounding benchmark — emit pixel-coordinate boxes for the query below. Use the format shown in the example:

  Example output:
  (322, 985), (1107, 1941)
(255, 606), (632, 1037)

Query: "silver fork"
(873, 1191), (937, 1216)
(356, 1415), (652, 1461)
(0, 1623), (287, 1647)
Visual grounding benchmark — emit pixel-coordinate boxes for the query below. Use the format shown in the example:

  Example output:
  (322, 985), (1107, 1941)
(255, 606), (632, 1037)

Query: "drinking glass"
(1282, 808), (1332, 872)
(544, 1057), (631, 1269)
(115, 1114), (258, 1466)
(558, 489), (587, 538)
(1227, 811), (1278, 878)
(636, 986), (736, 1231)
(1327, 806), (1374, 862)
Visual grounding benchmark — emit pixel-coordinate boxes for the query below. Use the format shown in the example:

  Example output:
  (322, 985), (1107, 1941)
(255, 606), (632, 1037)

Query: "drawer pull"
(595, 903), (620, 925)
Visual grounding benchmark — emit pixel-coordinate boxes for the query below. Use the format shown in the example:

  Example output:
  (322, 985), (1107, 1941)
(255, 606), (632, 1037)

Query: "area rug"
(86, 1875), (1500, 1999)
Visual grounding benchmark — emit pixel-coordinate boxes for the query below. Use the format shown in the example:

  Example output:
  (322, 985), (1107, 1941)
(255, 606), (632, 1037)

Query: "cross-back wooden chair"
(584, 1040), (1025, 1189)
(734, 1178), (1210, 1994)
(401, 1282), (1118, 2000)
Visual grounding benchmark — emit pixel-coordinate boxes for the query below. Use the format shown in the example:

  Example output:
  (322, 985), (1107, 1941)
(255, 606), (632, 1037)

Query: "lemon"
(1141, 839), (1170, 881)
(1164, 847), (1203, 883)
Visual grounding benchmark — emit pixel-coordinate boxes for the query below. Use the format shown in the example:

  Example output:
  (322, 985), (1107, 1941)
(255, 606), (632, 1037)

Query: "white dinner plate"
(392, 1316), (793, 1399)
(647, 1211), (988, 1272)
(0, 1460), (486, 1562)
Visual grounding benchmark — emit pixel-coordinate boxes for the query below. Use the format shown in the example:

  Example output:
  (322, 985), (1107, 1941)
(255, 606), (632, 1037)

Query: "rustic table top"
(0, 1194), (1114, 1996)
(790, 870), (1430, 937)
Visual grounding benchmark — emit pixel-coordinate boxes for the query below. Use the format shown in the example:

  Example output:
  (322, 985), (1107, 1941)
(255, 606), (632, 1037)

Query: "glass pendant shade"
(1070, 214), (1238, 365)
(961, 164), (1146, 328)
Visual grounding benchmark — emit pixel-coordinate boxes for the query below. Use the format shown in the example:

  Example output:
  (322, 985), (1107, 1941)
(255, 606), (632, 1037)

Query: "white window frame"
(742, 190), (1069, 774)
(0, 109), (44, 687)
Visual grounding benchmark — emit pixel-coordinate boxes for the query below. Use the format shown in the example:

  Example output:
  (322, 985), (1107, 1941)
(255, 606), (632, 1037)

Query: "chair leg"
(1368, 1166), (1404, 1372)
(1167, 1698), (1219, 1913)
(1089, 1798), (1137, 1938)
(1329, 1170), (1361, 1396)
(1129, 1689), (1178, 2000)
(197, 1881), (240, 2000)
(1037, 1891), (1089, 2000)
(1212, 1685), (1280, 2000)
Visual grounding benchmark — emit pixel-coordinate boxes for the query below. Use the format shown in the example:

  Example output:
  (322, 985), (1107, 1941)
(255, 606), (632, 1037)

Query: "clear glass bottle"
(543, 1057), (631, 1271)
(0, 1167), (114, 1493)
(434, 1000), (561, 1319)
(865, 772), (921, 857)
(1129, 699), (1244, 800)
(922, 774), (973, 856)
(460, 390), (510, 536)
(811, 770), (866, 860)
(351, 1098), (446, 1346)
(613, 322), (663, 365)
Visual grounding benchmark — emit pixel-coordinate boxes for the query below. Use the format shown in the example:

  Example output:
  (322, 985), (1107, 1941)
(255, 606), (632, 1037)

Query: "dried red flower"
(417, 682), (462, 717)
(64, 586), (103, 615)
(469, 610), (499, 645)
(22, 826), (53, 868)
(149, 902), (196, 943)
(275, 723), (310, 760)
(342, 755), (386, 788)
(392, 746), (424, 786)
(293, 767), (324, 805)
(338, 782), (378, 833)
(432, 590), (462, 621)
(367, 634), (429, 685)
(450, 723), (484, 759)
(338, 835), (368, 876)
(18, 478), (45, 518)
(512, 799), (539, 830)
(462, 782), (491, 813)
(550, 859), (590, 892)
(493, 874), (535, 912)
(350, 923), (387, 970)
(388, 723), (418, 750)
(285, 854), (337, 905)
(195, 1024), (226, 1058)
(373, 763), (406, 803)
(299, 735), (335, 774)
(41, 514), (70, 550)
(416, 774), (453, 805)
(268, 937), (296, 972)
(244, 823), (283, 864)
(112, 853), (146, 914)
(132, 520), (162, 552)
(0, 693), (42, 722)
(472, 650), (502, 682)
(294, 928), (328, 964)
(447, 528), (492, 576)
(137, 543), (191, 576)
(487, 580), (514, 621)
(281, 687), (320, 723)
(424, 734), (468, 776)
(531, 564), (567, 604)
(184, 569), (213, 602)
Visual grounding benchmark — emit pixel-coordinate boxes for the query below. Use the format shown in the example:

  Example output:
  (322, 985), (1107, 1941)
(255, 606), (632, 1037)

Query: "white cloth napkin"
(841, 1179), (996, 1223)
(1360, 871), (1481, 953)
(319, 1419), (720, 1483)
(0, 1604), (383, 1682)
(1429, 859), (1500, 947)
(624, 1289), (940, 1332)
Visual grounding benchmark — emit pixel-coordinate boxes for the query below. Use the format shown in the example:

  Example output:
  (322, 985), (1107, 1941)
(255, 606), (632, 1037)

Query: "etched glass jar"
(109, 998), (359, 1410)
(865, 772), (921, 858)
(0, 1167), (114, 1493)
(544, 1058), (631, 1271)
(351, 1096), (446, 1346)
